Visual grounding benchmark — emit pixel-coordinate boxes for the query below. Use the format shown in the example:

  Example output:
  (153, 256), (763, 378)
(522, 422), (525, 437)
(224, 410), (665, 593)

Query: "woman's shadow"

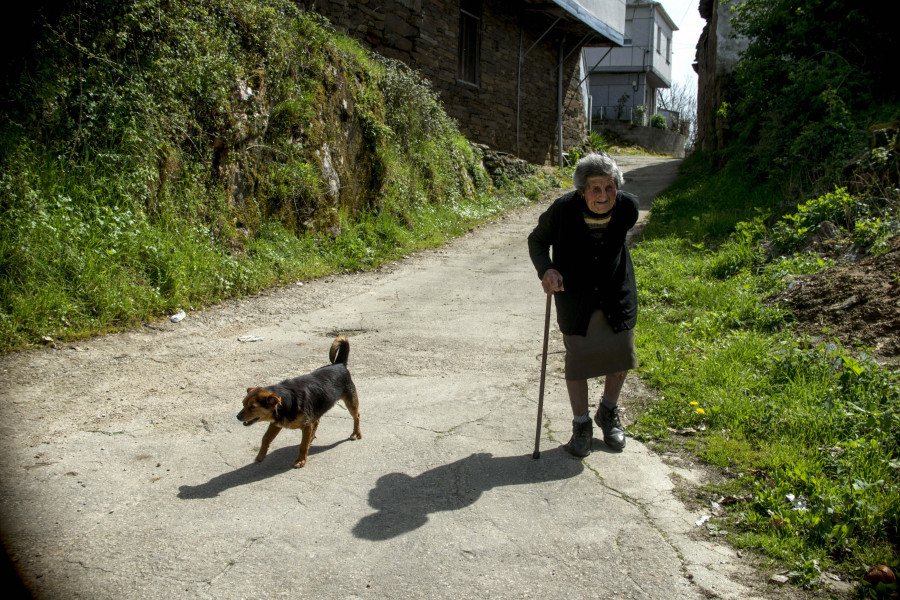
(177, 444), (585, 542)
(352, 447), (583, 541)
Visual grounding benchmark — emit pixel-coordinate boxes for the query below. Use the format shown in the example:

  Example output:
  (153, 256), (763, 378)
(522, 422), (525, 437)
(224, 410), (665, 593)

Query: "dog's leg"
(256, 423), (281, 462)
(311, 418), (321, 443)
(344, 389), (362, 440)
(294, 423), (314, 468)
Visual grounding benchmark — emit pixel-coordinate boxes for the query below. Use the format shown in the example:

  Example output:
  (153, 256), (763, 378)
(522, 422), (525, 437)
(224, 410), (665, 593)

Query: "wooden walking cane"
(533, 292), (552, 459)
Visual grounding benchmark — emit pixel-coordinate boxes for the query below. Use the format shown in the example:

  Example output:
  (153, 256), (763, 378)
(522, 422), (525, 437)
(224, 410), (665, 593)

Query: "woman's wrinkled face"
(583, 175), (617, 214)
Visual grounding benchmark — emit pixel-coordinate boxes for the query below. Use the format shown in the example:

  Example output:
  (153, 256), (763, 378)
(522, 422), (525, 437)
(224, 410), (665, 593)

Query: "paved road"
(1, 156), (774, 599)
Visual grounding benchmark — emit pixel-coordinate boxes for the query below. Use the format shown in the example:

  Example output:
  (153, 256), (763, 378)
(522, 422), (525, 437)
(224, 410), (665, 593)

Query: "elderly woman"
(527, 152), (639, 457)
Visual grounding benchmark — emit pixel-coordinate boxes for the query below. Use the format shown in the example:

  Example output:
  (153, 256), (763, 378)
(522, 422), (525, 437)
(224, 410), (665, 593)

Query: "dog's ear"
(246, 387), (256, 394)
(260, 390), (281, 408)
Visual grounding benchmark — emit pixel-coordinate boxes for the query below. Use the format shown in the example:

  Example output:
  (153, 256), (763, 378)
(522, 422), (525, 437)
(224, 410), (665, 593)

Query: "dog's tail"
(329, 335), (350, 365)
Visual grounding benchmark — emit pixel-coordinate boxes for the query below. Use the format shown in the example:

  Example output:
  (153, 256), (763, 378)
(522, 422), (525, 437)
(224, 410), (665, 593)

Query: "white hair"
(572, 152), (624, 192)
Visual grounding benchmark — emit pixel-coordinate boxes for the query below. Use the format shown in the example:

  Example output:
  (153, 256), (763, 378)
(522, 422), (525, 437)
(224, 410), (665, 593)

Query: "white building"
(583, 0), (677, 124)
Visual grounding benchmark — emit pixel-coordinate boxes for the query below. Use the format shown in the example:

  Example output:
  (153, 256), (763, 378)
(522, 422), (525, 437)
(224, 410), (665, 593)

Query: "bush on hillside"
(725, 0), (900, 194)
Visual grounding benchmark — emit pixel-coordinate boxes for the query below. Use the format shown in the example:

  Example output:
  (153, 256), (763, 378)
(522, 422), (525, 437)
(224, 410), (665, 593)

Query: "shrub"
(566, 130), (611, 164)
(650, 113), (668, 130)
(633, 104), (647, 126)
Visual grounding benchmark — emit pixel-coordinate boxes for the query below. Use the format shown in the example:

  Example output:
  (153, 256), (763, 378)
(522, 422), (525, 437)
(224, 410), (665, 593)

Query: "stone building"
(694, 0), (748, 153)
(306, 0), (626, 165)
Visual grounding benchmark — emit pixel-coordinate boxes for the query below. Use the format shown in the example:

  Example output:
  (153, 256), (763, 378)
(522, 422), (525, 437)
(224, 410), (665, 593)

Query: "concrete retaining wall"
(592, 120), (686, 157)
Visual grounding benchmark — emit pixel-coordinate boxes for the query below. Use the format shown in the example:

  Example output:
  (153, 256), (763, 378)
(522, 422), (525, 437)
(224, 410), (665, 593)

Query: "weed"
(566, 131), (611, 165)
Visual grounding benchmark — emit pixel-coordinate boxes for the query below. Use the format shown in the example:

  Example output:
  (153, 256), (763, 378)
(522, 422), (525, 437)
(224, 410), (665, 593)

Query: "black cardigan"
(527, 189), (639, 336)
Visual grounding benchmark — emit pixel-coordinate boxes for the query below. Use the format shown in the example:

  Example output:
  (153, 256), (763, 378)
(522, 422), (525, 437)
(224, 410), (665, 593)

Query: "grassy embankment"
(631, 155), (898, 594)
(0, 0), (557, 353)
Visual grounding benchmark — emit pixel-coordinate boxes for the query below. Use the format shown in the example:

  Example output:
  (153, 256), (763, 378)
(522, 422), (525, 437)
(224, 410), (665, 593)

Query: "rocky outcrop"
(472, 144), (537, 184)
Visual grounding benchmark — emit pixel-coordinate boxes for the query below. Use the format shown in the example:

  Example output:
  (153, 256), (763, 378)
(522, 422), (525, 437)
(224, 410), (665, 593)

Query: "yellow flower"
(696, 408), (706, 415)
(690, 401), (699, 406)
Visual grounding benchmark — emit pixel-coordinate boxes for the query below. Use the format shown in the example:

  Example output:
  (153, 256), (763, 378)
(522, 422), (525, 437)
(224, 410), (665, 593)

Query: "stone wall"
(308, 0), (589, 165)
(472, 143), (537, 184)
(694, 0), (716, 153)
(694, 0), (748, 154)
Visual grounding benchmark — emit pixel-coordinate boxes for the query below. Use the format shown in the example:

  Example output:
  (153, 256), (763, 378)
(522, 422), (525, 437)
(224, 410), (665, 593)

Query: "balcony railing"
(592, 105), (636, 122)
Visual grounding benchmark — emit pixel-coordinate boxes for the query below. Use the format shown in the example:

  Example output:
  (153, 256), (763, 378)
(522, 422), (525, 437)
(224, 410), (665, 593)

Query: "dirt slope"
(777, 236), (900, 365)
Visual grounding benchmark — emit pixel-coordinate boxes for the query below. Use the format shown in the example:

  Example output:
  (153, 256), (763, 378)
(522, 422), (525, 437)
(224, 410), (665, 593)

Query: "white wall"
(715, 0), (749, 75)
(648, 6), (674, 84)
(570, 0), (628, 37)
(590, 73), (635, 107)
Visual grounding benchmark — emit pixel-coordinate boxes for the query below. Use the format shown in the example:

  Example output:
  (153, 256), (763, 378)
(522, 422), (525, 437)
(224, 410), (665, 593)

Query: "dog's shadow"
(352, 448), (583, 541)
(177, 440), (347, 500)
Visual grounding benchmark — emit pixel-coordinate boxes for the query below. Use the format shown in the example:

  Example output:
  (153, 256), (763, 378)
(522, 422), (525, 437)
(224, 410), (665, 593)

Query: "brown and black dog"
(237, 335), (361, 468)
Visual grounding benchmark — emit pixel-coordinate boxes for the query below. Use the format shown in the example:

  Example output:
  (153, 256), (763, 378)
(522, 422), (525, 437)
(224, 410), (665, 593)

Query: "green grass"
(0, 153), (555, 351)
(633, 157), (900, 595)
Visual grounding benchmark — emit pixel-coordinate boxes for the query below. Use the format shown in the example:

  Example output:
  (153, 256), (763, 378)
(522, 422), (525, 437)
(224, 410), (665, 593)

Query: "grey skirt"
(563, 309), (638, 380)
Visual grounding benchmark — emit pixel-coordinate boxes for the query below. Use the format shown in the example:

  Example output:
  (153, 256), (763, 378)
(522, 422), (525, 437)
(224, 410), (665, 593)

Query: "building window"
(656, 26), (661, 54)
(666, 36), (671, 63)
(458, 0), (482, 85)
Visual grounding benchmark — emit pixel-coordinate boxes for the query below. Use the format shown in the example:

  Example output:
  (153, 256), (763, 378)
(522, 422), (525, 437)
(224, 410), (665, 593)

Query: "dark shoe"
(595, 404), (626, 451)
(564, 419), (593, 457)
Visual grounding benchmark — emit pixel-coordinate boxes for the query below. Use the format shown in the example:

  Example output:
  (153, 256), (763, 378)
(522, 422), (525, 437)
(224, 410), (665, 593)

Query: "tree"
(727, 0), (900, 191)
(657, 78), (697, 151)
